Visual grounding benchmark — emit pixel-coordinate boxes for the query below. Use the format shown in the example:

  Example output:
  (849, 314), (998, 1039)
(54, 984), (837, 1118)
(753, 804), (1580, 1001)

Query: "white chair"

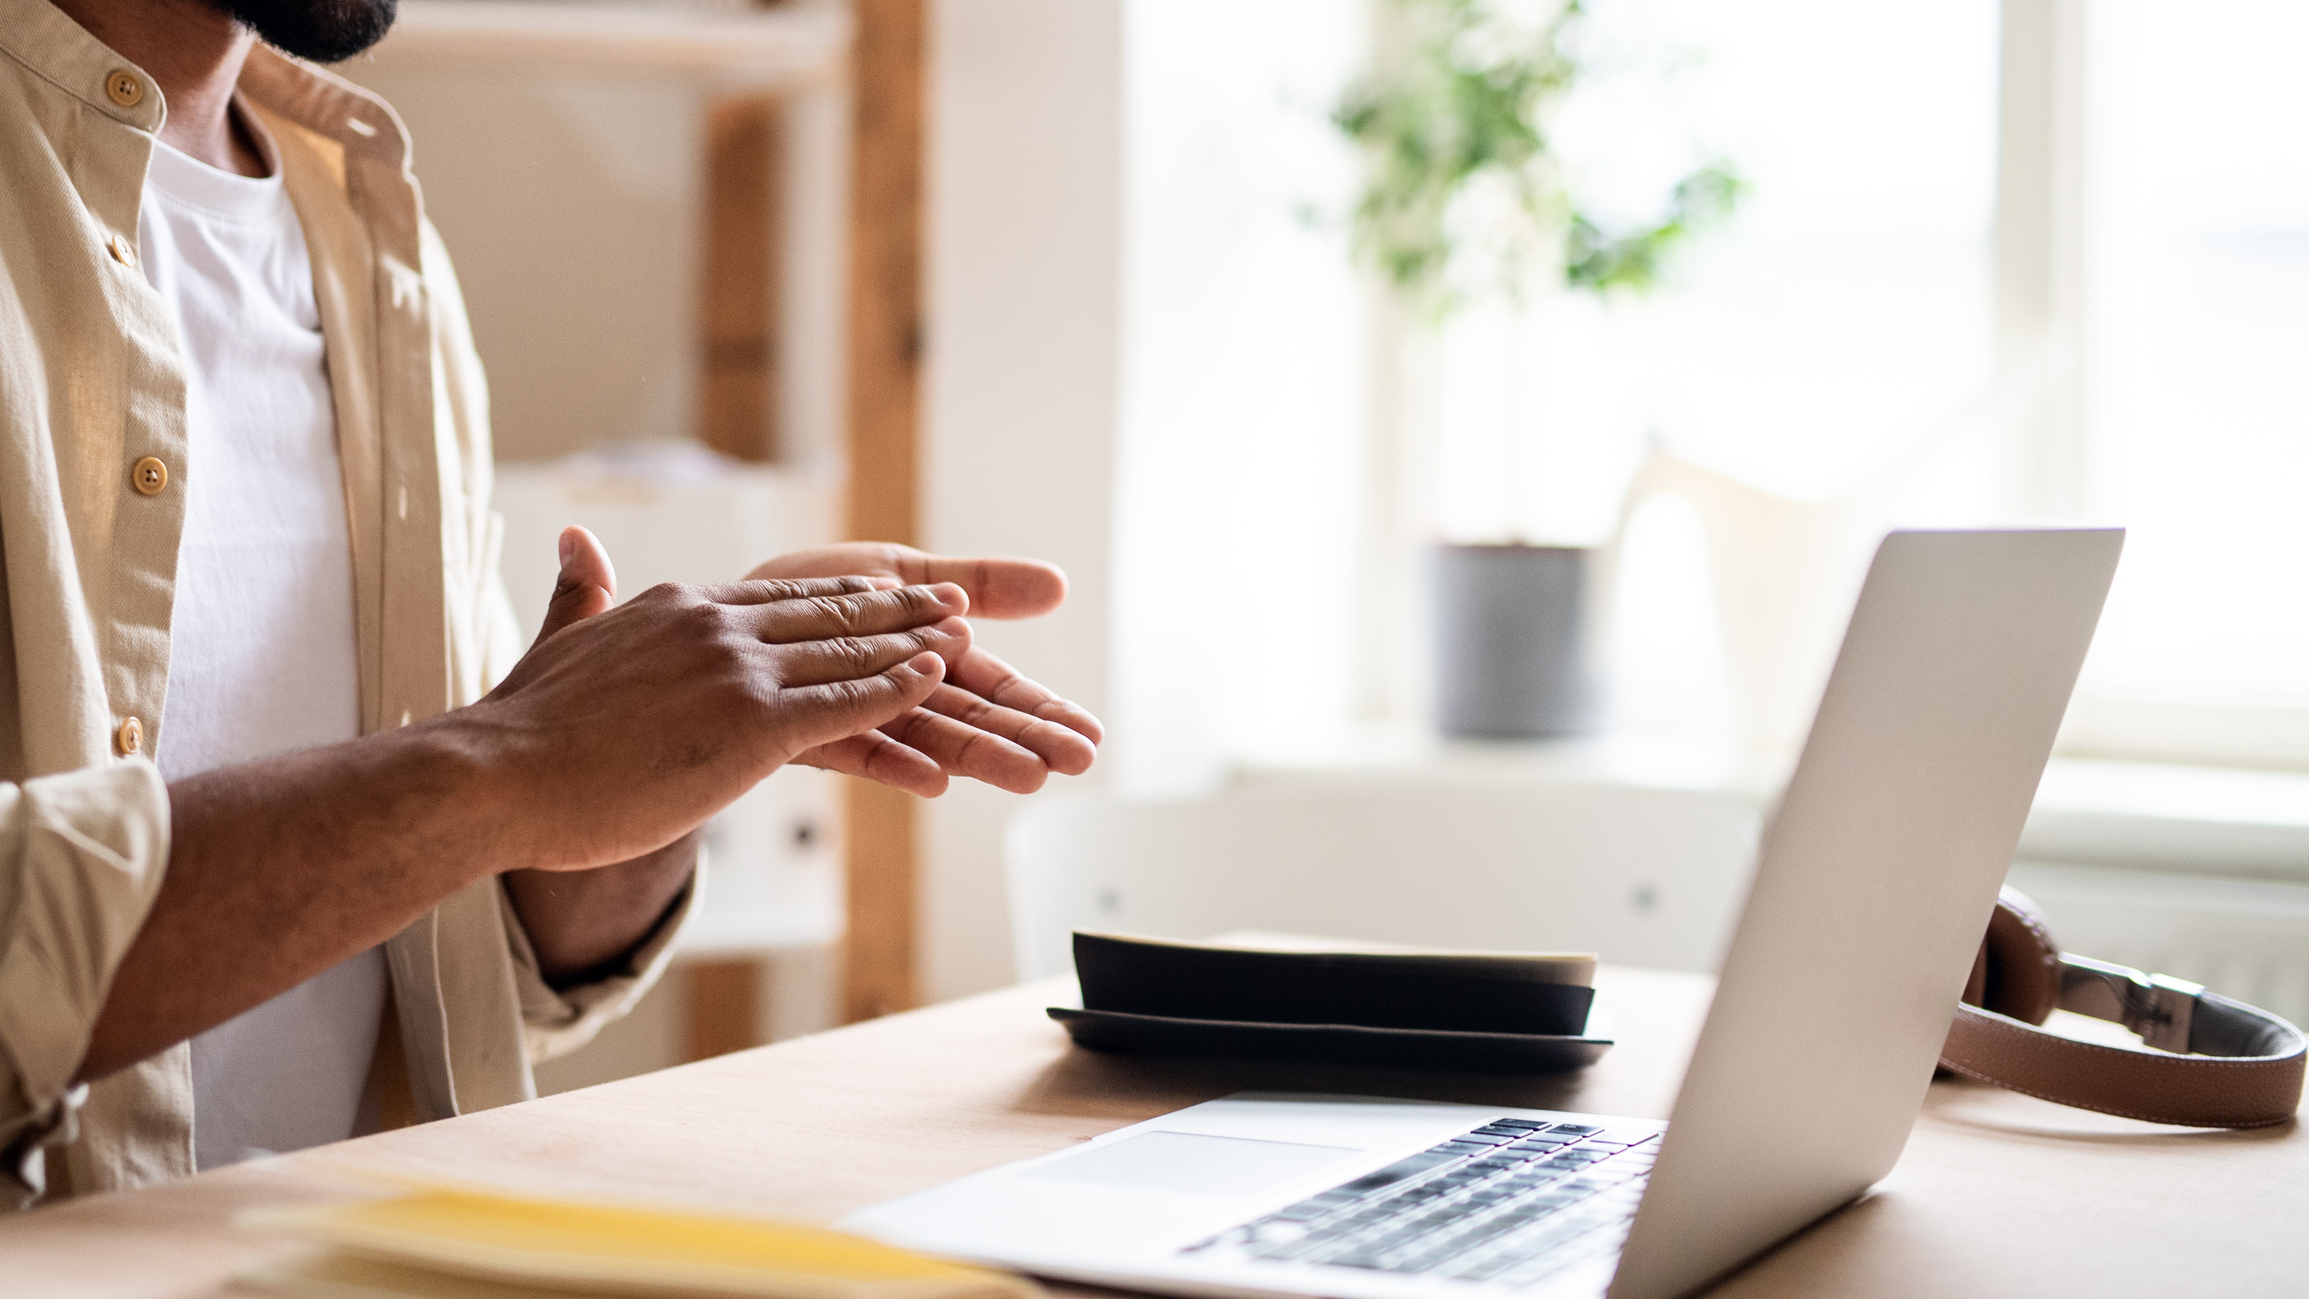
(1006, 777), (1762, 982)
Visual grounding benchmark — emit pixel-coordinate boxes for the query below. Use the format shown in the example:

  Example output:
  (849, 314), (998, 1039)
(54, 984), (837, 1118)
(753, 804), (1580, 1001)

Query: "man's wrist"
(397, 701), (562, 876)
(503, 832), (700, 987)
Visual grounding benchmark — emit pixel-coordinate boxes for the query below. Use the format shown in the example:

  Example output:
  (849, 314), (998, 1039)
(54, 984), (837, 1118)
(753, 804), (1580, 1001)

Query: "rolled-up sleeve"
(496, 864), (697, 1065)
(0, 761), (170, 1205)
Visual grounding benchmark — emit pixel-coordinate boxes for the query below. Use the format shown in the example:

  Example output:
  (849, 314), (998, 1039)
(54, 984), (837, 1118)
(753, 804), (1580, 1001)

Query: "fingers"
(783, 653), (1099, 796)
(947, 648), (1106, 749)
(702, 574), (901, 606)
(792, 733), (950, 798)
(767, 617), (973, 688)
(777, 651), (947, 760)
(905, 683), (1094, 780)
(894, 555), (1066, 620)
(530, 526), (618, 649)
(733, 582), (970, 643)
(746, 544), (1066, 619)
(878, 703), (1051, 793)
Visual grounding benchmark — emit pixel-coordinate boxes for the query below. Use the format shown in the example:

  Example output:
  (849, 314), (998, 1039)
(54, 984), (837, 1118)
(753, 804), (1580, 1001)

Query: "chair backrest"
(1006, 777), (1762, 982)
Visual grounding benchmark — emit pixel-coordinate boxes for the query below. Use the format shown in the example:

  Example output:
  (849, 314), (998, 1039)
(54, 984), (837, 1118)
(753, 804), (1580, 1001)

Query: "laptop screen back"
(1608, 528), (2122, 1299)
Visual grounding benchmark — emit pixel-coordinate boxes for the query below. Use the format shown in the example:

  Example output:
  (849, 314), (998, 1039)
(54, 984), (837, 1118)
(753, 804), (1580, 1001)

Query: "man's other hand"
(746, 544), (1103, 796)
(470, 529), (971, 873)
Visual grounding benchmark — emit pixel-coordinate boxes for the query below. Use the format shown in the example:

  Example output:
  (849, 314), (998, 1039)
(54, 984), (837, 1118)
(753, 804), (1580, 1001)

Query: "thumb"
(531, 525), (617, 649)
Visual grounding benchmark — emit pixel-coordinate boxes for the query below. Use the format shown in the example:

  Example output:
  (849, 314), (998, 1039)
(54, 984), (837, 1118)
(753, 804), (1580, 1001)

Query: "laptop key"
(1204, 1119), (1656, 1279)
(1246, 1239), (1320, 1261)
(1466, 1216), (1601, 1271)
(1351, 1232), (1425, 1258)
(1416, 1211), (1574, 1276)
(1326, 1148), (1463, 1200)
(1496, 1219), (1634, 1287)
(1449, 1251), (1529, 1282)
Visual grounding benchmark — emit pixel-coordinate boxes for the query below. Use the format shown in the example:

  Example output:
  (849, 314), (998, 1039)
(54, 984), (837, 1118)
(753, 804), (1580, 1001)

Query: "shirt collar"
(0, 0), (414, 176)
(0, 0), (167, 134)
(238, 43), (416, 176)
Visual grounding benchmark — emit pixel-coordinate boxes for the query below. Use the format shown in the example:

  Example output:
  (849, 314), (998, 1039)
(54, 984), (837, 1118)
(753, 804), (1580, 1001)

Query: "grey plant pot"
(1431, 543), (1600, 740)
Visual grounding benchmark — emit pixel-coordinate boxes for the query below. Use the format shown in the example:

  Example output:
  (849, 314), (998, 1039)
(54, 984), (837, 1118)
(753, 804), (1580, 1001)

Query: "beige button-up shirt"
(0, 0), (688, 1205)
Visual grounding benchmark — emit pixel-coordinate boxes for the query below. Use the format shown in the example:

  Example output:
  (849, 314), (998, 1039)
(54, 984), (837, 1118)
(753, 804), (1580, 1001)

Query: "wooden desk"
(4, 969), (2301, 1295)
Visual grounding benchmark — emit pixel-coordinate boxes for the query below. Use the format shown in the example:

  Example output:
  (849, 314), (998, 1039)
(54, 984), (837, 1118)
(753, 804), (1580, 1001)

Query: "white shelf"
(679, 903), (839, 959)
(358, 1), (850, 88)
(1231, 726), (1787, 800)
(1239, 732), (2309, 885)
(2018, 758), (2309, 883)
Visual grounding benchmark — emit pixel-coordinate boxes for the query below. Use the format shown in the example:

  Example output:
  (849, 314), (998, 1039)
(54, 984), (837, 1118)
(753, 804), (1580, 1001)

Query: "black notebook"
(1049, 931), (1612, 1073)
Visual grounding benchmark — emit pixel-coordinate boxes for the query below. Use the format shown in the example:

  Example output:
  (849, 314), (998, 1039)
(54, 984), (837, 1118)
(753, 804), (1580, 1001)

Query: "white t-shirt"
(137, 121), (387, 1170)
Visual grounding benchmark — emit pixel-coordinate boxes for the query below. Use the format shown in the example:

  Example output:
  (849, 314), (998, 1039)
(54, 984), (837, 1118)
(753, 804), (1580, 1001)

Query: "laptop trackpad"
(1025, 1131), (1360, 1198)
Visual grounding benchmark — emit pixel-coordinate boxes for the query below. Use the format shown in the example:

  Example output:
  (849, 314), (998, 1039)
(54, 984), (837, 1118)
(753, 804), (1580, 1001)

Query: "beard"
(228, 0), (399, 63)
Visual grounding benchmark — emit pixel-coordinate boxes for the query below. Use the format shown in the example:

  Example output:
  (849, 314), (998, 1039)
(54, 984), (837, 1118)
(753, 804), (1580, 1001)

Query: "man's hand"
(472, 531), (973, 872)
(747, 544), (1103, 796)
(500, 527), (958, 984)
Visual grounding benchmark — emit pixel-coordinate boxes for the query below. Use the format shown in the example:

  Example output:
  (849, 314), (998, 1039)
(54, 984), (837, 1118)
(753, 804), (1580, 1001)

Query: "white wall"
(1109, 1), (1369, 795)
(917, 0), (1123, 1000)
(916, 1), (1382, 998)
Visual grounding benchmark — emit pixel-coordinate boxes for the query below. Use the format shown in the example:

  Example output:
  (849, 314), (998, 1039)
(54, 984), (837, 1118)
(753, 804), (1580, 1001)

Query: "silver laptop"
(846, 528), (2123, 1299)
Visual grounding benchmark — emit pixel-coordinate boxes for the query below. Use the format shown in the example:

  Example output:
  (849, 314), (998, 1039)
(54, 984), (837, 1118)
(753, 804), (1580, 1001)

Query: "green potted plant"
(1334, 0), (1740, 739)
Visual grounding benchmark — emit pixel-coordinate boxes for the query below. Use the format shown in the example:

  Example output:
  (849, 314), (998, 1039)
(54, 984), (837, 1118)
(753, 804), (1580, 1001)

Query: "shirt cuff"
(0, 761), (171, 1206)
(498, 854), (699, 1065)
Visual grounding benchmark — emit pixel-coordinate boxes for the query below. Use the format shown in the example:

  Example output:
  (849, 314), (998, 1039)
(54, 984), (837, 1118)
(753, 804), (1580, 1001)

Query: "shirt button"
(106, 69), (145, 108)
(108, 234), (138, 268)
(116, 716), (144, 756)
(131, 456), (169, 495)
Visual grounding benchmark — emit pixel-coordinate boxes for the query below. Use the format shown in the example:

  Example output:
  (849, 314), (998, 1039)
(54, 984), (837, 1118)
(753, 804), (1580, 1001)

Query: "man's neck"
(50, 0), (265, 177)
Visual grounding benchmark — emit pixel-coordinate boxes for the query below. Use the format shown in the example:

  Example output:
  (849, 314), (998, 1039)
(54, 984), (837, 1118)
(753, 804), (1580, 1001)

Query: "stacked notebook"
(1049, 931), (1610, 1072)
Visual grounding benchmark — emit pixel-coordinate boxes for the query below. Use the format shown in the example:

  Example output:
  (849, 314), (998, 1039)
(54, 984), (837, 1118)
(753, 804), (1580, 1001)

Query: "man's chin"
(230, 0), (398, 64)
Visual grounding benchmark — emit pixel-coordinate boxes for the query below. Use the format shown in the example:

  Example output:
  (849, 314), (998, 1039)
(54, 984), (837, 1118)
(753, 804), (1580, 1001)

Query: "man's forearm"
(78, 721), (520, 1082)
(502, 835), (699, 989)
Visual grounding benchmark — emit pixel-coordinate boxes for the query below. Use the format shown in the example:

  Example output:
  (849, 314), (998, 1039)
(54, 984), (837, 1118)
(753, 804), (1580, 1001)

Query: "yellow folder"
(239, 1186), (1042, 1299)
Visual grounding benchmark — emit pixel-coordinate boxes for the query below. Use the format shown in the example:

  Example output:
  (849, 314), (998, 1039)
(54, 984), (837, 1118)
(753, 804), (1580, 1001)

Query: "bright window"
(1113, 0), (2309, 776)
(1432, 0), (2001, 542)
(2073, 0), (2309, 717)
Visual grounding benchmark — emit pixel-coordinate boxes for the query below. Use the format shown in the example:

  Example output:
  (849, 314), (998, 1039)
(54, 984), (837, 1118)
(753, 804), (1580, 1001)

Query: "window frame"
(2002, 0), (2309, 770)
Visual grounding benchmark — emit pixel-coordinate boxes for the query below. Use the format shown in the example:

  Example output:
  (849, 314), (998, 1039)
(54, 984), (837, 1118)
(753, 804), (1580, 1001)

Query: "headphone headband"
(1942, 889), (2306, 1129)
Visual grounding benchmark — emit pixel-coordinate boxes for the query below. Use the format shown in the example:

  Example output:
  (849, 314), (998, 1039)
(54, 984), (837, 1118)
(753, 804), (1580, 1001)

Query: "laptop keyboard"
(1180, 1119), (1658, 1288)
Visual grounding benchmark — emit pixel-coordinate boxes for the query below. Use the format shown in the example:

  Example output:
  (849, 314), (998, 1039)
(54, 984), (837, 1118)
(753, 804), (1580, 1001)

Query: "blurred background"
(339, 0), (2309, 1087)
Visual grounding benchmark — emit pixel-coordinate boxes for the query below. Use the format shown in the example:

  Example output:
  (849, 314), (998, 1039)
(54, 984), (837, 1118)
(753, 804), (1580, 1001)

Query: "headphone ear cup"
(1975, 884), (2063, 1025)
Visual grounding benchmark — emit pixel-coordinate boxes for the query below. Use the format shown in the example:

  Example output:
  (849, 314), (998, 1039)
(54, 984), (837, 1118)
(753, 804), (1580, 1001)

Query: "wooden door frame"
(842, 0), (927, 1023)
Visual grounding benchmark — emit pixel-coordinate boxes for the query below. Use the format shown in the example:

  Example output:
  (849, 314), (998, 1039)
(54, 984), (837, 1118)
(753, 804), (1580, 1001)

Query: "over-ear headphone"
(1940, 886), (2306, 1128)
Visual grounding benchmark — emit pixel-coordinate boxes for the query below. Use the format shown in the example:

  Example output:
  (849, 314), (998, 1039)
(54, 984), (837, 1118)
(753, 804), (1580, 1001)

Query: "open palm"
(746, 544), (1102, 795)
